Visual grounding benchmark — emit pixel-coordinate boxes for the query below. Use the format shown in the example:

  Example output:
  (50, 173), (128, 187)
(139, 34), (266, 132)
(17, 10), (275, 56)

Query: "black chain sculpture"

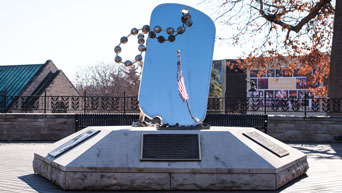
(114, 9), (193, 68)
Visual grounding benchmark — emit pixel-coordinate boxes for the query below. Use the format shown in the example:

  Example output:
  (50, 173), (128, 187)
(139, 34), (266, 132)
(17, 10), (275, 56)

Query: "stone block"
(302, 130), (316, 141)
(53, 120), (68, 125)
(4, 118), (17, 122)
(65, 172), (170, 190)
(276, 159), (309, 188)
(0, 122), (11, 129)
(268, 133), (286, 141)
(293, 121), (307, 130)
(316, 134), (332, 142)
(327, 127), (342, 135)
(33, 157), (50, 180)
(171, 173), (275, 190)
(307, 123), (325, 132)
(316, 130), (328, 134)
(284, 130), (302, 142)
(17, 118), (30, 122)
(50, 166), (66, 188)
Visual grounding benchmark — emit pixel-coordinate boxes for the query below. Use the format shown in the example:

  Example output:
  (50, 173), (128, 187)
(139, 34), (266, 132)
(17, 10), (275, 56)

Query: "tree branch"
(259, 0), (331, 33)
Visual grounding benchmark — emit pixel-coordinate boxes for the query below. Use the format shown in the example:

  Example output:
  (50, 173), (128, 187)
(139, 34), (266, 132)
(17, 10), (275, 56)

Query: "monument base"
(33, 126), (308, 190)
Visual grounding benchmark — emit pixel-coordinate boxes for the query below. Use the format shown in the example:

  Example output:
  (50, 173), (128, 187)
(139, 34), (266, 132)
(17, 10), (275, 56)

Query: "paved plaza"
(0, 142), (341, 193)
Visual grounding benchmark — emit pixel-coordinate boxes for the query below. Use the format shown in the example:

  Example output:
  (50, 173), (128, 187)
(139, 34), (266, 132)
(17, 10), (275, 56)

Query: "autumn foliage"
(213, 0), (334, 97)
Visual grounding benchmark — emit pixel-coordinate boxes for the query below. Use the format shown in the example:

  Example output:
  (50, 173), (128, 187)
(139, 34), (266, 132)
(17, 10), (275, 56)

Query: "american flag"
(177, 50), (189, 102)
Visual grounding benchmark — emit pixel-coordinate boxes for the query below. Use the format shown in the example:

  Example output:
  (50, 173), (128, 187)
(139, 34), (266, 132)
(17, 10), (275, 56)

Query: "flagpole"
(177, 50), (200, 123)
(186, 99), (200, 123)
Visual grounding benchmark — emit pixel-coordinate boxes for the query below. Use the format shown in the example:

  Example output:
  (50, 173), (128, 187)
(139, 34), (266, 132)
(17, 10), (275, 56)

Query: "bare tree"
(73, 62), (141, 96)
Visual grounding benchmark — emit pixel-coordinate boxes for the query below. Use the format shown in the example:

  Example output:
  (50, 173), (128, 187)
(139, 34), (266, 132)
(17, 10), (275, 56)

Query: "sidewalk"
(0, 142), (341, 193)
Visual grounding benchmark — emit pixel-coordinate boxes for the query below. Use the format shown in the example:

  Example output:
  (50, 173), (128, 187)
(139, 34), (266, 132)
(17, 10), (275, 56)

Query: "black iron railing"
(75, 113), (139, 130)
(205, 114), (267, 130)
(208, 96), (342, 116)
(1, 92), (342, 115)
(75, 113), (268, 132)
(0, 92), (139, 113)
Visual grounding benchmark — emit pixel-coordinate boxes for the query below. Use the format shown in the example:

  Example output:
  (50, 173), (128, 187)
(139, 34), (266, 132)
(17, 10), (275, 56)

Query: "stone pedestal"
(33, 126), (308, 190)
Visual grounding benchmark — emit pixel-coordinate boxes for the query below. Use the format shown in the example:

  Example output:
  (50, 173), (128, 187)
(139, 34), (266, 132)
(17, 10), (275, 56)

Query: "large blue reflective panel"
(139, 3), (215, 126)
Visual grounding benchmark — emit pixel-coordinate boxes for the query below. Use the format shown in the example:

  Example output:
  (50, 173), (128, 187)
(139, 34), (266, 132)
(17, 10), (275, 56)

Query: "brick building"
(0, 60), (79, 113)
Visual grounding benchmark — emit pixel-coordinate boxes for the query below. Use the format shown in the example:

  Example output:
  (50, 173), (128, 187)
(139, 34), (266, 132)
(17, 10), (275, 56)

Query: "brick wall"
(0, 113), (75, 141)
(45, 71), (79, 96)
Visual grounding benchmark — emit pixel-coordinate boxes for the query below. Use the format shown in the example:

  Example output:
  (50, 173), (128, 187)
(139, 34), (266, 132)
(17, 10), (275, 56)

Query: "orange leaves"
(311, 86), (328, 98)
(240, 50), (330, 96)
(226, 61), (236, 70)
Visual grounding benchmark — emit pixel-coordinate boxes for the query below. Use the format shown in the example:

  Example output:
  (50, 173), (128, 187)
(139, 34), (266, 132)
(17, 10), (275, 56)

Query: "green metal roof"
(0, 63), (45, 111)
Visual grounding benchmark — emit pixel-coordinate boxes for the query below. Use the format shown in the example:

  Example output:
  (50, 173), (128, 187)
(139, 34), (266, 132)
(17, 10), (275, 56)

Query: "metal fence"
(1, 92), (342, 116)
(208, 96), (342, 116)
(75, 113), (139, 130)
(75, 113), (268, 132)
(0, 92), (139, 114)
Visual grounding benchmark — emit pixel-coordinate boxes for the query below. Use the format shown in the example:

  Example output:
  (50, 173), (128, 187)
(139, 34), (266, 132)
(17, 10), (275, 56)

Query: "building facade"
(0, 60), (79, 113)
(213, 59), (317, 99)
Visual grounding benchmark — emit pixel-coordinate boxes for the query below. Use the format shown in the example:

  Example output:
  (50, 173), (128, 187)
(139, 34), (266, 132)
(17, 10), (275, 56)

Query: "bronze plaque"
(141, 134), (201, 161)
(243, 131), (289, 157)
(48, 129), (100, 158)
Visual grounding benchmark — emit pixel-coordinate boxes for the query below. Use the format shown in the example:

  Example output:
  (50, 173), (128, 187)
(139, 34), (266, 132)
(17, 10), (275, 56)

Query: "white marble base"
(33, 126), (308, 190)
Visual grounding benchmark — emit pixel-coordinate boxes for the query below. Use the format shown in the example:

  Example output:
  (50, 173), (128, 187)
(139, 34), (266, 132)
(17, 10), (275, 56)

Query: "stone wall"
(268, 115), (342, 142)
(0, 113), (75, 141)
(1, 113), (342, 142)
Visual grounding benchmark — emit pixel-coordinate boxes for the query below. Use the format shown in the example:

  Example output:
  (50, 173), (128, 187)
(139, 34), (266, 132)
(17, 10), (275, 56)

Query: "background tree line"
(73, 62), (141, 96)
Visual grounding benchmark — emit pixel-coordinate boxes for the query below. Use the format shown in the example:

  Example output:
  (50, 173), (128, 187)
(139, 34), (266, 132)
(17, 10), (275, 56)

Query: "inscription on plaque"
(141, 134), (201, 161)
(243, 131), (289, 157)
(48, 129), (100, 158)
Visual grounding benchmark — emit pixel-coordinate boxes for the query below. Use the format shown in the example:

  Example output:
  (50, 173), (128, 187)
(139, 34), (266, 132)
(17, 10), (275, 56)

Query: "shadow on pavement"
(291, 143), (342, 159)
(330, 143), (342, 158)
(276, 173), (309, 192)
(18, 174), (64, 193)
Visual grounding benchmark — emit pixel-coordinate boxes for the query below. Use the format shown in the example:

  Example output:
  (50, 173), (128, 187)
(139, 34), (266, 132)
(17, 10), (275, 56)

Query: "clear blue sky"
(0, 0), (242, 80)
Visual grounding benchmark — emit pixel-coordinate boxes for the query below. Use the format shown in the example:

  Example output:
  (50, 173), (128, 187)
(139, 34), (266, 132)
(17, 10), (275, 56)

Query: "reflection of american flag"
(177, 51), (189, 102)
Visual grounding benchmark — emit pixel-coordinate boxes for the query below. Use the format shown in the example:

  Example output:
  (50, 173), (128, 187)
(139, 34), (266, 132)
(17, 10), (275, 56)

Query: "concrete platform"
(33, 126), (308, 191)
(1, 142), (342, 193)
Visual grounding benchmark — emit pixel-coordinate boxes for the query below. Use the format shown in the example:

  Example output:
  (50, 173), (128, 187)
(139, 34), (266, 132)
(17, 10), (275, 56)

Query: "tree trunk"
(328, 1), (342, 98)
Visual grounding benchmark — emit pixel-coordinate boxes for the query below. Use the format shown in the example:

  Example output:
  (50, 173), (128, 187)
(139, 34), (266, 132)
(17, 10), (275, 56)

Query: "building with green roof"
(0, 60), (79, 112)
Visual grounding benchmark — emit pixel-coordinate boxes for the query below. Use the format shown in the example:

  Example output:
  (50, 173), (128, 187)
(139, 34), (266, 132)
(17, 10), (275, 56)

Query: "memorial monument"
(33, 3), (308, 190)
